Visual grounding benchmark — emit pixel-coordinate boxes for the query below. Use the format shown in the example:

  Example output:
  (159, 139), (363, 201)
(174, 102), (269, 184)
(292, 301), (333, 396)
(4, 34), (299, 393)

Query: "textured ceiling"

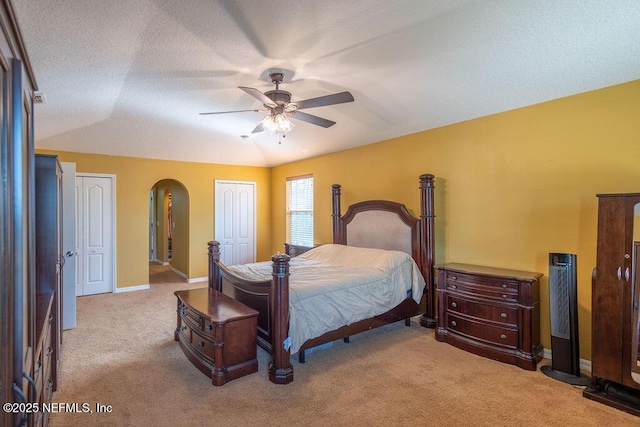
(12, 0), (640, 167)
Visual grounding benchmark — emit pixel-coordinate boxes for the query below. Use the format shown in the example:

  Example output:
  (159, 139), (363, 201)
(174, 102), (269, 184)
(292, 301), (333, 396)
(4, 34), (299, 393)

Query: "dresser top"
(436, 263), (543, 281)
(175, 287), (258, 324)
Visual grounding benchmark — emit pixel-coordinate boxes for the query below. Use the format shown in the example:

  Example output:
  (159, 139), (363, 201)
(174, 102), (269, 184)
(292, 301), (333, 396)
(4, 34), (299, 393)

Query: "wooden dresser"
(174, 287), (259, 385)
(435, 263), (543, 370)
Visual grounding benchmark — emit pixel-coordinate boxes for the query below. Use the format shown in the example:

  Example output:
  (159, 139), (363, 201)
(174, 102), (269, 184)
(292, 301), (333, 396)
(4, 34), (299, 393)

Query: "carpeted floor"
(48, 267), (639, 426)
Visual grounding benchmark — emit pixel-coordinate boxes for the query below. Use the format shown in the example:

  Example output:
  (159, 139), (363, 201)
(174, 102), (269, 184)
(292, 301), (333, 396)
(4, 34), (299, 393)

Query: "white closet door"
(215, 181), (256, 266)
(76, 175), (114, 295)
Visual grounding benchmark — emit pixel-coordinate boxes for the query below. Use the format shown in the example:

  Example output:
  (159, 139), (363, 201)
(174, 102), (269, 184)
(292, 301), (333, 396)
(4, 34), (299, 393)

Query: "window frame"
(285, 174), (314, 247)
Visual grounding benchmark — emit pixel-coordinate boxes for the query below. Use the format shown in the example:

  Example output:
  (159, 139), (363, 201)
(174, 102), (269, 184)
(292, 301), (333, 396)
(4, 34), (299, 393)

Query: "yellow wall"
(35, 151), (272, 289)
(37, 79), (640, 361)
(271, 79), (640, 361)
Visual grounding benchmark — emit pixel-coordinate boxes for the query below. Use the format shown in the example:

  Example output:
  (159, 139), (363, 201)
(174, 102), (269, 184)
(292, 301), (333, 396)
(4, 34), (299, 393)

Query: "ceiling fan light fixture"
(261, 113), (294, 134)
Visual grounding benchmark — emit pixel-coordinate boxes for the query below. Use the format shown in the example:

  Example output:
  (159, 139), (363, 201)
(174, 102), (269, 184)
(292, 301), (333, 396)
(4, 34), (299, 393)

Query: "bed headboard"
(335, 199), (418, 256)
(331, 174), (436, 327)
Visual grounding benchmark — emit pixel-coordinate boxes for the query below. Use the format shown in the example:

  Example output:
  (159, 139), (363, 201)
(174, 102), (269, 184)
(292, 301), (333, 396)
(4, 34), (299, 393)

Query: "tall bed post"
(331, 184), (342, 244)
(419, 174), (436, 328)
(269, 253), (294, 384)
(208, 241), (222, 292)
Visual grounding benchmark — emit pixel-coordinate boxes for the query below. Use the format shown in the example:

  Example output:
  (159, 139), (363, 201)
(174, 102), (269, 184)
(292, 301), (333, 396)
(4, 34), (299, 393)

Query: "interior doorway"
(149, 179), (189, 283)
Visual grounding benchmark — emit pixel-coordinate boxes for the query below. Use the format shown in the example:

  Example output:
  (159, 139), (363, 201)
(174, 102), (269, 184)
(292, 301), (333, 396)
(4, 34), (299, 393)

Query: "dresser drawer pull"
(206, 325), (213, 331)
(451, 302), (458, 308)
(451, 320), (457, 327)
(500, 334), (507, 340)
(450, 285), (457, 290)
(501, 284), (507, 288)
(198, 341), (205, 348)
(450, 275), (457, 281)
(500, 312), (508, 318)
(502, 294), (507, 299)
(179, 326), (186, 332)
(46, 347), (53, 357)
(48, 315), (54, 323)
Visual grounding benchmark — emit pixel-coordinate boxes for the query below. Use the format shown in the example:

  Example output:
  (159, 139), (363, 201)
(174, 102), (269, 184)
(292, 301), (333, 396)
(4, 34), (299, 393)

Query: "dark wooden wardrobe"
(0, 2), (60, 426)
(584, 193), (640, 415)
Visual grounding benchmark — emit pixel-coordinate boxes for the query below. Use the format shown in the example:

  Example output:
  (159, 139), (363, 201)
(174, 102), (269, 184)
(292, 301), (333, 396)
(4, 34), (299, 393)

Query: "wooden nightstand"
(174, 287), (259, 385)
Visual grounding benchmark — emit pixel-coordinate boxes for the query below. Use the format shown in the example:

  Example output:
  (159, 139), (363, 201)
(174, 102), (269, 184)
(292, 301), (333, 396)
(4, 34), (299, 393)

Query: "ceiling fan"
(200, 72), (354, 134)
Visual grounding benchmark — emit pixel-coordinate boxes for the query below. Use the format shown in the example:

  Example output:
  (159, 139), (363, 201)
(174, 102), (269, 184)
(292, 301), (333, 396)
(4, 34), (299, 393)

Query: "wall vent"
(33, 91), (46, 104)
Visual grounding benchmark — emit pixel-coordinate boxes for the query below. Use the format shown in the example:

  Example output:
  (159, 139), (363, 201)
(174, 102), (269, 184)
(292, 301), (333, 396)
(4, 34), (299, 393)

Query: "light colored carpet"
(49, 268), (639, 426)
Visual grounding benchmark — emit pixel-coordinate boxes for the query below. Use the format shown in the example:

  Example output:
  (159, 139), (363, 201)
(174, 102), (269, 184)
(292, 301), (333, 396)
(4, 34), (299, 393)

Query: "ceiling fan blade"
(251, 122), (266, 133)
(199, 108), (266, 115)
(294, 91), (354, 110)
(288, 111), (336, 128)
(239, 86), (277, 108)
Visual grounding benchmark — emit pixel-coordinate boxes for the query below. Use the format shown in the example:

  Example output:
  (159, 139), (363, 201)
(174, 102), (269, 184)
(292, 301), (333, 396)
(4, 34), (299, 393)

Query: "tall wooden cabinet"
(0, 2), (59, 426)
(33, 155), (63, 424)
(584, 193), (640, 415)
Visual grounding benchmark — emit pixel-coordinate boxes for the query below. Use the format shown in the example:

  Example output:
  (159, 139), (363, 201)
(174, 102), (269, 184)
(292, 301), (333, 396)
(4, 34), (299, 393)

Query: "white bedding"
(227, 244), (426, 354)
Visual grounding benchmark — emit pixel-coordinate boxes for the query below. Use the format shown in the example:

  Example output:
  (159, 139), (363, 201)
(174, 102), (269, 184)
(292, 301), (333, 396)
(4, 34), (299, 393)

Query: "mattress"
(228, 244), (426, 354)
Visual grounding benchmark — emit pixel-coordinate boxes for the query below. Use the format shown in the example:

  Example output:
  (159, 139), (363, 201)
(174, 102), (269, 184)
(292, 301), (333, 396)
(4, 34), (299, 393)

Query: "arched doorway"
(149, 179), (189, 284)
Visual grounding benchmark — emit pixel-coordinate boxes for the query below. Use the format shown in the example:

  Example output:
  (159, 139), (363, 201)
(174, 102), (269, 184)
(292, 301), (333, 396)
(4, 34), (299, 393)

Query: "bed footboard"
(208, 241), (293, 384)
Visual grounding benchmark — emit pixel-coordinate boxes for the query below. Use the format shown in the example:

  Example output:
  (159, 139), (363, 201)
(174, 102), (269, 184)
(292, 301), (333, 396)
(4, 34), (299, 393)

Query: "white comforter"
(227, 244), (426, 354)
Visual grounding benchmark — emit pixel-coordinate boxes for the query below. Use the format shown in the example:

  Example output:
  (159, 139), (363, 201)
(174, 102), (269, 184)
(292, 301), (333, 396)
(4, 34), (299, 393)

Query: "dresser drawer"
(189, 329), (216, 361)
(446, 294), (518, 326)
(202, 319), (217, 339)
(179, 304), (204, 331)
(445, 273), (518, 303)
(446, 314), (518, 348)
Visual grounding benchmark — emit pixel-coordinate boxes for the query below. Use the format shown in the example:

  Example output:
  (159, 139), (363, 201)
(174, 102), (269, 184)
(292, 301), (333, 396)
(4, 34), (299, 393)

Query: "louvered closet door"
(215, 181), (256, 266)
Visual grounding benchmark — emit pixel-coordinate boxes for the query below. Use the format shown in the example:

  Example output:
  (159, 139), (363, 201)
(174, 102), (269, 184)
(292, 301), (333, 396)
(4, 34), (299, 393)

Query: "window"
(286, 175), (313, 247)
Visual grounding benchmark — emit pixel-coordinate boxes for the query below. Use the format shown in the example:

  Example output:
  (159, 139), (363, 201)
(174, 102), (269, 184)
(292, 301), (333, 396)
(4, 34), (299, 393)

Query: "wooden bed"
(208, 173), (436, 384)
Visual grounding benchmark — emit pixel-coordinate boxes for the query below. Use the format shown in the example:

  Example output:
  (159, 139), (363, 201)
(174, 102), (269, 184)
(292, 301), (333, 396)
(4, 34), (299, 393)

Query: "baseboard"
(542, 347), (592, 373)
(171, 267), (187, 279)
(188, 276), (207, 284)
(115, 284), (150, 293)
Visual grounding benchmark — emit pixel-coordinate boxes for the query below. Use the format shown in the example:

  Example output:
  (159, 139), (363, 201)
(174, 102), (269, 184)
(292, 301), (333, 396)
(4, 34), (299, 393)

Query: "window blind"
(286, 175), (313, 247)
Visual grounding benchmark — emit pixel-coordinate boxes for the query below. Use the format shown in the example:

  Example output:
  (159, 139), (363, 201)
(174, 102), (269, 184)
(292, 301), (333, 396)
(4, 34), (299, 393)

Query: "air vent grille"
(33, 92), (46, 104)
